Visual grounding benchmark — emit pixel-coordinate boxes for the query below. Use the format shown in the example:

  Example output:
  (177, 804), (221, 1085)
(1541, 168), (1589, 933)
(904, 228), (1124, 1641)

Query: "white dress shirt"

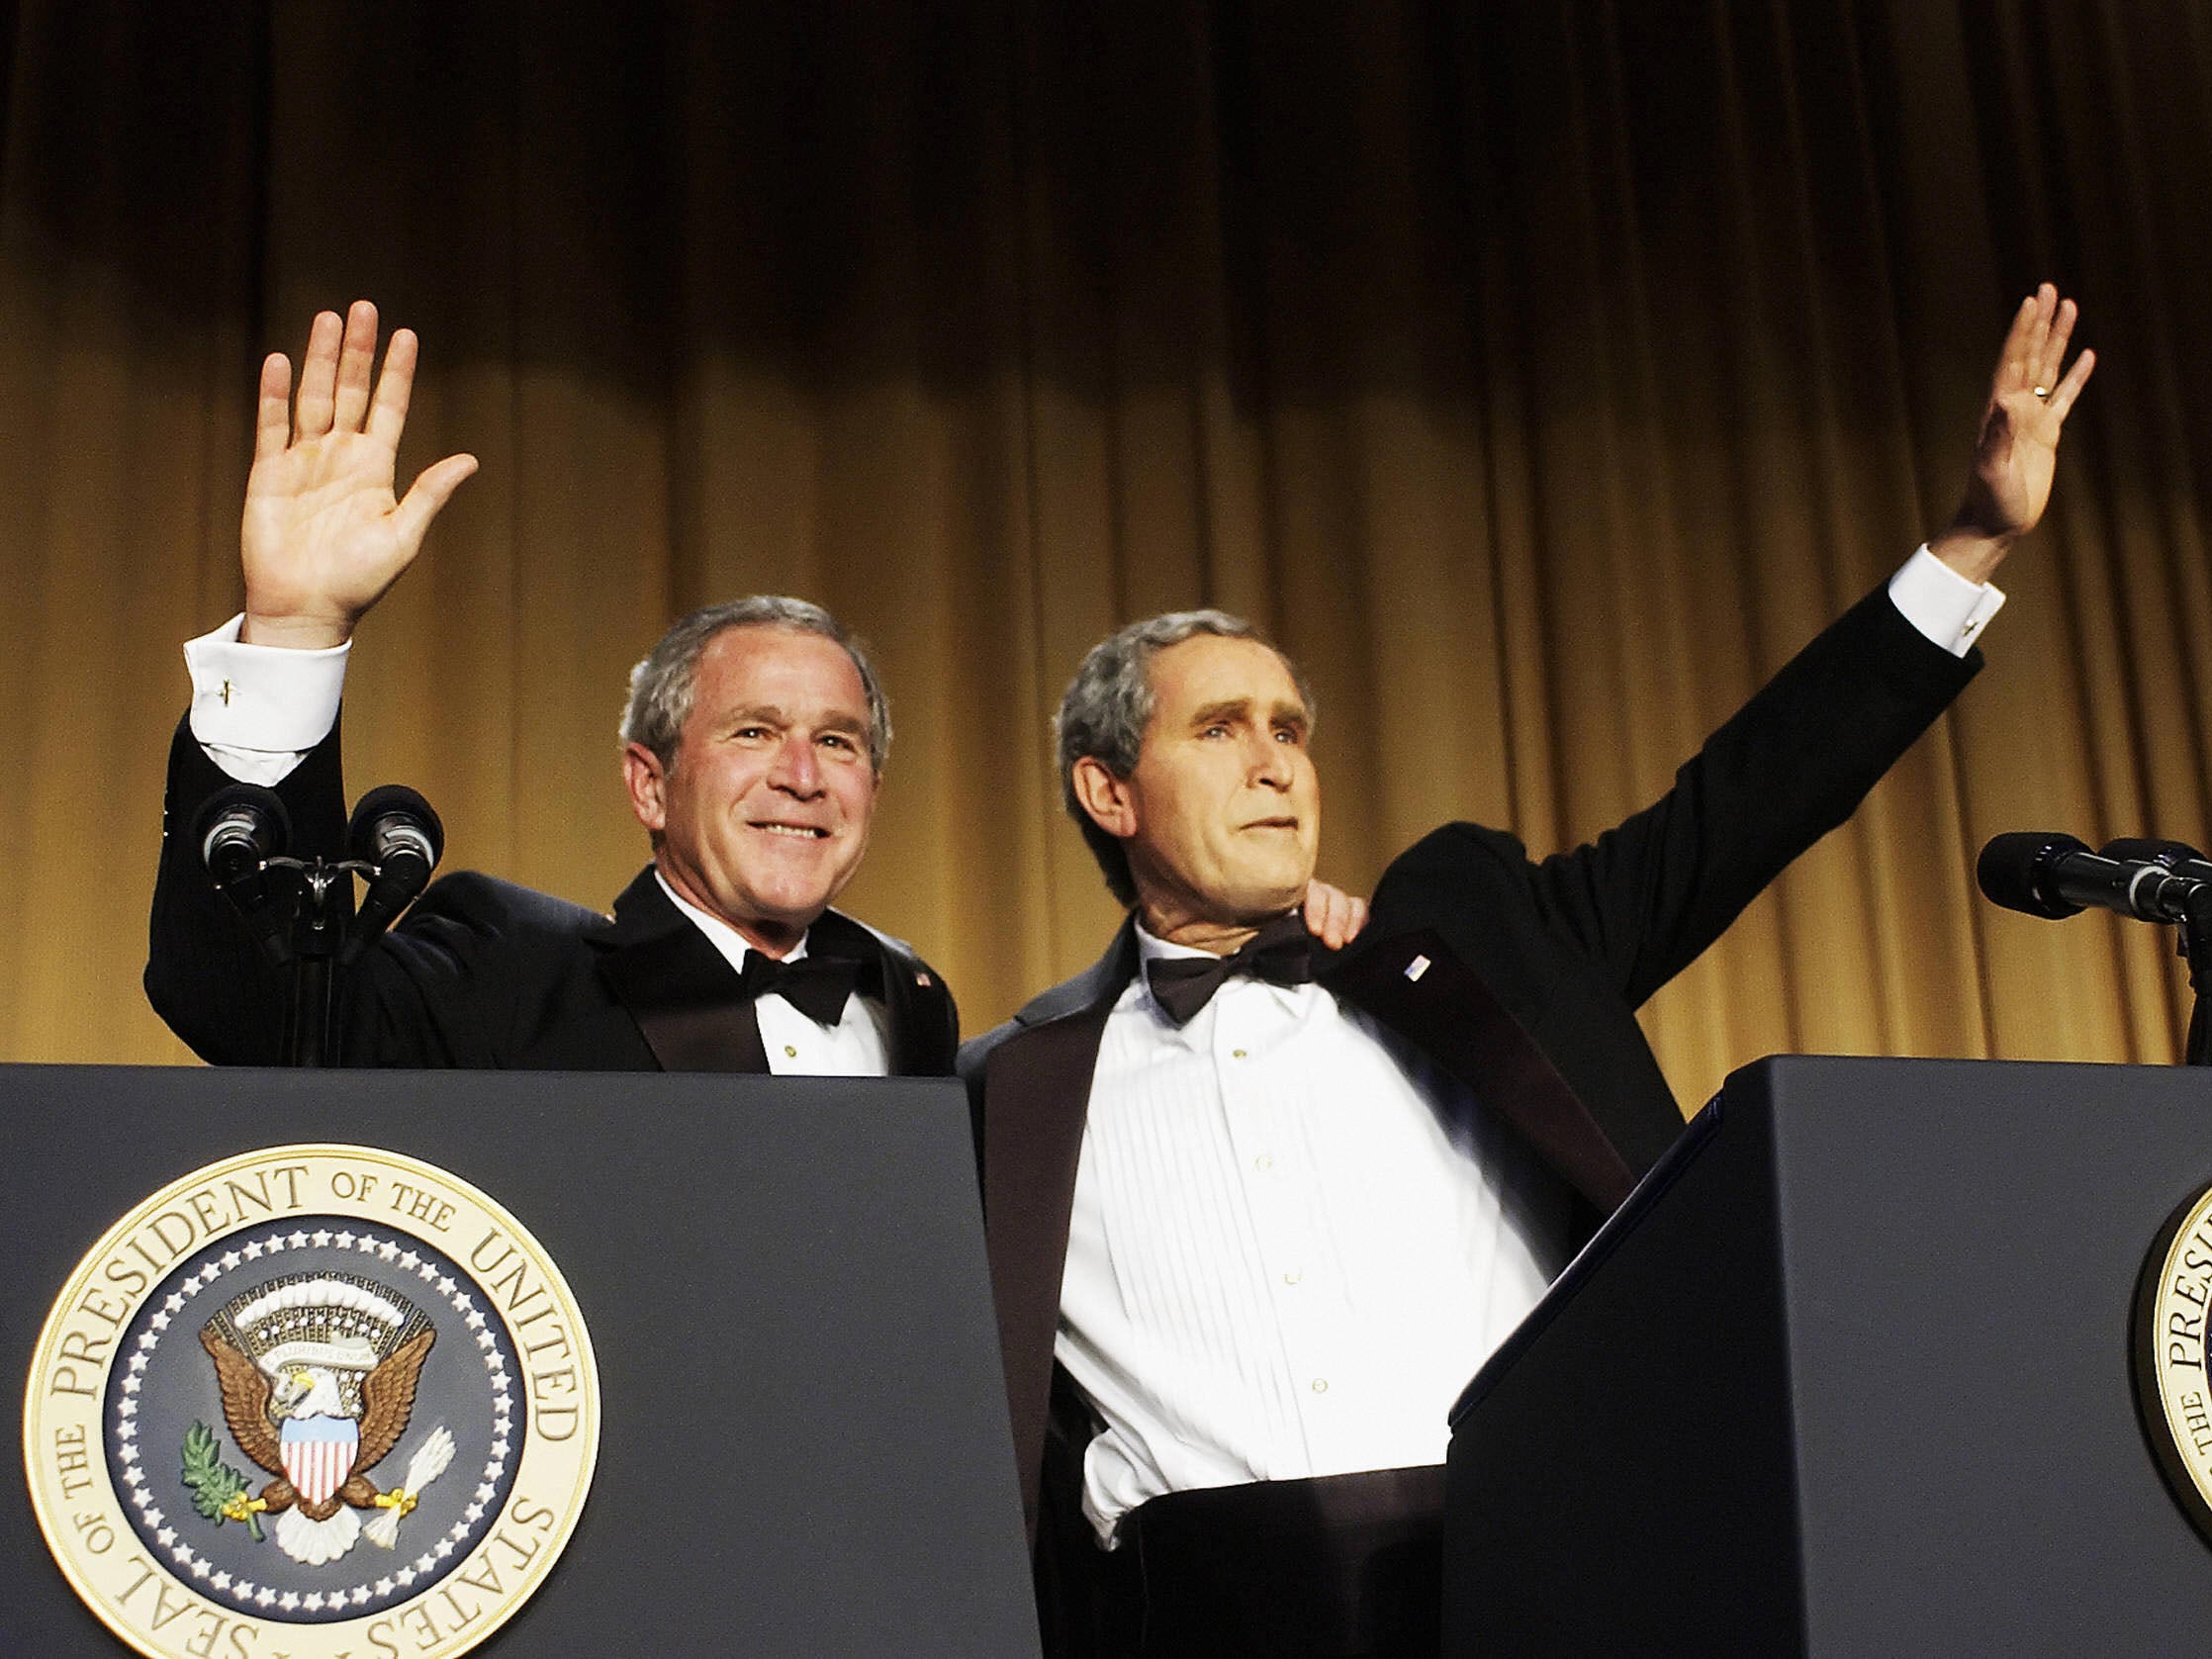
(1060, 927), (1575, 1543)
(1059, 551), (2000, 1543)
(180, 617), (890, 1075)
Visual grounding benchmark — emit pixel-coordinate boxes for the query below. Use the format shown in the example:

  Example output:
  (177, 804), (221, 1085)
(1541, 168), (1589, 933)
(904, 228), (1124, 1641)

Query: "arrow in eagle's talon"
(362, 1426), (455, 1550)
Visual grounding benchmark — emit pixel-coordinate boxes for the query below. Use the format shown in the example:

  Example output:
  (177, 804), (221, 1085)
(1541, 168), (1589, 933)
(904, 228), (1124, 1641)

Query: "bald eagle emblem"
(189, 1273), (455, 1566)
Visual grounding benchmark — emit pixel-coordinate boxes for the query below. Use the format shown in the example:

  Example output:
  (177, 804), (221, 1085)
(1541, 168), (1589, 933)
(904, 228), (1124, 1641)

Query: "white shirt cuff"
(1888, 545), (2004, 657)
(184, 615), (349, 783)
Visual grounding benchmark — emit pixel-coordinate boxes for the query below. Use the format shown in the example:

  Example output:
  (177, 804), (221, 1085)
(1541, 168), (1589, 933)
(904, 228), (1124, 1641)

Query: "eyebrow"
(1188, 697), (1309, 730)
(723, 703), (870, 735)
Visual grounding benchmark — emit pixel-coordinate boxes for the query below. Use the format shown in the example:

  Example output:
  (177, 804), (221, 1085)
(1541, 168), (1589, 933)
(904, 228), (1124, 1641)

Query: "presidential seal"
(2134, 1181), (2212, 1548)
(23, 1145), (599, 1659)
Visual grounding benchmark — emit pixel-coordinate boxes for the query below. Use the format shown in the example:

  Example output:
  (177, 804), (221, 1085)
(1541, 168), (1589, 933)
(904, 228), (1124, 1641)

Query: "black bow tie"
(1144, 913), (1318, 1027)
(734, 947), (872, 1026)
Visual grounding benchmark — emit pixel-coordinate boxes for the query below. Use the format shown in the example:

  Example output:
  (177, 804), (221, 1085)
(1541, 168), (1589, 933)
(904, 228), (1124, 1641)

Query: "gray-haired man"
(148, 301), (957, 1074)
(962, 286), (2095, 1657)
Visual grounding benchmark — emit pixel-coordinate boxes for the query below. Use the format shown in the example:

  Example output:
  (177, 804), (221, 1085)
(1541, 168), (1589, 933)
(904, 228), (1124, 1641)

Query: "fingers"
(391, 452), (479, 554)
(2036, 295), (2076, 391)
(1992, 290), (2039, 397)
(2002, 283), (2091, 419)
(1301, 880), (1338, 947)
(266, 300), (424, 453)
(253, 353), (293, 462)
(2021, 283), (2057, 394)
(2000, 285), (2060, 393)
(330, 300), (381, 432)
(2045, 345), (2096, 420)
(366, 327), (419, 447)
(293, 309), (344, 438)
(1301, 881), (1372, 951)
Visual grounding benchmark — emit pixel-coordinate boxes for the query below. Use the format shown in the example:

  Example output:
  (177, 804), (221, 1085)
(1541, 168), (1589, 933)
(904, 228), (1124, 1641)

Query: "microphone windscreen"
(194, 783), (292, 868)
(347, 784), (445, 869)
(1977, 831), (2090, 920)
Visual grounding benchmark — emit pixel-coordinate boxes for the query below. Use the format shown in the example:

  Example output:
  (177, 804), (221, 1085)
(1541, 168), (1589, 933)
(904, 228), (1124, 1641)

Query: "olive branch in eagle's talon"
(181, 1421), (267, 1542)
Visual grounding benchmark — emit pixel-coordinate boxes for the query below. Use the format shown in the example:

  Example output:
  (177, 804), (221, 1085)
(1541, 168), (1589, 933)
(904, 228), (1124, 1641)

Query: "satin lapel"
(985, 1004), (1113, 1537)
(593, 871), (770, 1074)
(1326, 929), (1635, 1213)
(984, 928), (1138, 1537)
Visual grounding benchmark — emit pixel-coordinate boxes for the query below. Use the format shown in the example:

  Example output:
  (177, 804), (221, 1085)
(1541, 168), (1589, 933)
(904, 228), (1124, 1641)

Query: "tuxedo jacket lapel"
(811, 907), (955, 1076)
(1325, 928), (1635, 1212)
(981, 922), (1139, 1533)
(592, 870), (771, 1073)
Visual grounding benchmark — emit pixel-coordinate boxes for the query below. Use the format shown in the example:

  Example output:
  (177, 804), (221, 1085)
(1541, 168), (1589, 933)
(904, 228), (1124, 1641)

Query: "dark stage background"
(2, 1), (2207, 1108)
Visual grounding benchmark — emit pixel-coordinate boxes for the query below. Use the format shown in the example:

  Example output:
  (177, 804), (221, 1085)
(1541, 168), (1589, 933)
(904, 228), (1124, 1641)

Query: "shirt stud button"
(783, 1045), (798, 1059)
(1283, 1270), (1302, 1286)
(1311, 1378), (1329, 1394)
(1254, 1153), (1274, 1172)
(1231, 1048), (1248, 1060)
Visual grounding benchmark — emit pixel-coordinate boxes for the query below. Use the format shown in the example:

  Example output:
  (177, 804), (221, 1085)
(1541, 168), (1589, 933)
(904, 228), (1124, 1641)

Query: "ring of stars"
(114, 1224), (517, 1619)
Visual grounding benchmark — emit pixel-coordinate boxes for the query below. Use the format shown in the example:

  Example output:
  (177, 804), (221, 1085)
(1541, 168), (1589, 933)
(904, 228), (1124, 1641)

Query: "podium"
(1444, 1055), (2212, 1655)
(2, 1064), (1040, 1658)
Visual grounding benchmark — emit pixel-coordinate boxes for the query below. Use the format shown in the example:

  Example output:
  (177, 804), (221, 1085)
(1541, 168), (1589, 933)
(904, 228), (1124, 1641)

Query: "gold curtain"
(3, 1), (2208, 1111)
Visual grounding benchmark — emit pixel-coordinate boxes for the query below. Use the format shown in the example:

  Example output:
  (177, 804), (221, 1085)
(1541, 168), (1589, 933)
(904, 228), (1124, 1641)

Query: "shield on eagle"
(280, 1412), (360, 1507)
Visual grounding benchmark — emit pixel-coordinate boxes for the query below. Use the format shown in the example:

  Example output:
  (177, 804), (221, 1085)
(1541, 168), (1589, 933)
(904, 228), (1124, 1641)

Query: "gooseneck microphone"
(342, 784), (445, 966)
(1982, 830), (2212, 1067)
(1977, 831), (2212, 927)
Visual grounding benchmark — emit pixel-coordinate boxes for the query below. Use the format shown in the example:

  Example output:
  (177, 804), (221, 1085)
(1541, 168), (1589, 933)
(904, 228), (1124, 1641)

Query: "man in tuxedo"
(146, 301), (961, 1074)
(960, 286), (2096, 1656)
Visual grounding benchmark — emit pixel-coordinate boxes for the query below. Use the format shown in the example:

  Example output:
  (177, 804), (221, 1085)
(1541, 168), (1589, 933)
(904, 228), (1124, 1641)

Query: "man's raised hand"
(239, 301), (478, 649)
(1932, 283), (2095, 585)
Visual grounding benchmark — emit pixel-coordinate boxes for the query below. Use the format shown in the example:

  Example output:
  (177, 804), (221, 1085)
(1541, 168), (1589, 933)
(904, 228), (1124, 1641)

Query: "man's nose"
(768, 734), (823, 794)
(1249, 734), (1293, 788)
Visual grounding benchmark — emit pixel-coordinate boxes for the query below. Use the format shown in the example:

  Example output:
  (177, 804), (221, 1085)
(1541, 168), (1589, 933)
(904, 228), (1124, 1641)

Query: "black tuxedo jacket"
(147, 718), (959, 1074)
(957, 581), (1981, 1542)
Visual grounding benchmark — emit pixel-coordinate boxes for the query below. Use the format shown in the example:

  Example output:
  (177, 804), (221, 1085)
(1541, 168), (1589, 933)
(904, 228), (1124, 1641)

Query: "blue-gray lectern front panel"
(1446, 1056), (2212, 1658)
(1, 1063), (1040, 1659)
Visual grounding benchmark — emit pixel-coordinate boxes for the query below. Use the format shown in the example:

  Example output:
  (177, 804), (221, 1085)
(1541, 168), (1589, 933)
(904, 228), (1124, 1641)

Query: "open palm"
(240, 302), (477, 649)
(1956, 283), (2095, 544)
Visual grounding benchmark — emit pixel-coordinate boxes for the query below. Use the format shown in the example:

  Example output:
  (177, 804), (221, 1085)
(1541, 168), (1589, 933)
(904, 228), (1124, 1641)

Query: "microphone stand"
(2183, 886), (2212, 1067)
(207, 785), (442, 1067)
(273, 858), (365, 1068)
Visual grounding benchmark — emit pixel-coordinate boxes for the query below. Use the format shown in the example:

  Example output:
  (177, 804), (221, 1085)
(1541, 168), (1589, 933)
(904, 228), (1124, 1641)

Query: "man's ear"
(1070, 755), (1137, 840)
(622, 742), (670, 835)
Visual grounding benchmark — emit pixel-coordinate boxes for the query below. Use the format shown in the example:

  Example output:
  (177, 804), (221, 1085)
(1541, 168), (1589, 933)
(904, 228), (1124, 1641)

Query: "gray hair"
(1055, 609), (1317, 906)
(621, 596), (891, 774)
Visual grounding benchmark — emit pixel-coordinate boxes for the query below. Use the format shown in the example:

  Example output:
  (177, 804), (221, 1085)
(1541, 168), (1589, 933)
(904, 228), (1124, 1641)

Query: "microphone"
(1978, 831), (2212, 926)
(194, 784), (294, 962)
(342, 785), (444, 966)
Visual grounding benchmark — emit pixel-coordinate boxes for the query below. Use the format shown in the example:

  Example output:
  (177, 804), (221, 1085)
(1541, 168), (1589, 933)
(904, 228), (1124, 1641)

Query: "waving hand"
(240, 301), (478, 648)
(1931, 283), (2095, 584)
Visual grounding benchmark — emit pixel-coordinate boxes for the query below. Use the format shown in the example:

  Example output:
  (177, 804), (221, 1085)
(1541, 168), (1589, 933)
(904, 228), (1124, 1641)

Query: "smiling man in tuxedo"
(961, 286), (2095, 1657)
(146, 301), (960, 1074)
